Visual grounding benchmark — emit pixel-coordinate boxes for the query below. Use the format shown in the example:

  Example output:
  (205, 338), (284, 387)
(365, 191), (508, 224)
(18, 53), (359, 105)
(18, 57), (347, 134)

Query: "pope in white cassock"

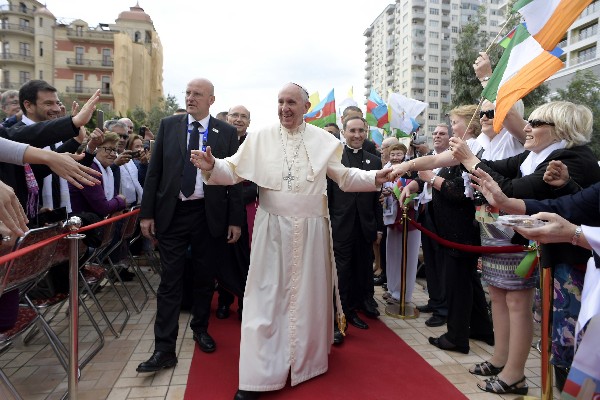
(191, 83), (391, 400)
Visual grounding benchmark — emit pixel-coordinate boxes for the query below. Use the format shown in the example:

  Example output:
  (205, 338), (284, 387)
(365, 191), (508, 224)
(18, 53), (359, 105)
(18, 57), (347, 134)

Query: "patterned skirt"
(478, 210), (537, 291)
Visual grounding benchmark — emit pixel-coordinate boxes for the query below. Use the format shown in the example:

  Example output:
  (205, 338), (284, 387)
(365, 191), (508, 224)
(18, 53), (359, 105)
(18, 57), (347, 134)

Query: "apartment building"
(545, 1), (599, 95)
(0, 0), (163, 115)
(365, 0), (503, 136)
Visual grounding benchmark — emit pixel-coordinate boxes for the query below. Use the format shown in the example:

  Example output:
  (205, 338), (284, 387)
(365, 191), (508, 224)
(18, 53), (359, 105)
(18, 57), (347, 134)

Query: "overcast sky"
(40, 0), (394, 129)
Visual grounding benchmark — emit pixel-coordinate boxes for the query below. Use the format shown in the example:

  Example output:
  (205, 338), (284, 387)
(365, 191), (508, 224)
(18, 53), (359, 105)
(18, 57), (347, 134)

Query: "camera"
(143, 140), (150, 151)
(411, 131), (426, 146)
(130, 150), (142, 158)
(139, 126), (146, 136)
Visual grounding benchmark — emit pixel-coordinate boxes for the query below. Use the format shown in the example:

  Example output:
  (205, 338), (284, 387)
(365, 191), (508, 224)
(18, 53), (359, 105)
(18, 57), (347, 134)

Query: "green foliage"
(522, 84), (550, 117)
(131, 94), (180, 133)
(449, 7), (490, 110)
(554, 70), (600, 157)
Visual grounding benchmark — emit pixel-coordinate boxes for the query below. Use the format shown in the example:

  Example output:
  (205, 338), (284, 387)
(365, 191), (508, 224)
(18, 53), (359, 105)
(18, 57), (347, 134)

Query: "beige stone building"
(0, 0), (163, 115)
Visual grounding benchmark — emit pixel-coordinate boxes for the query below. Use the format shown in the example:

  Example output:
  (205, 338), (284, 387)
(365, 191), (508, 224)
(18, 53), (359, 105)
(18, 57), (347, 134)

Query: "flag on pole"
(498, 25), (517, 48)
(387, 92), (428, 134)
(513, 0), (593, 50)
(366, 89), (389, 129)
(304, 89), (336, 128)
(481, 24), (564, 133)
(307, 91), (320, 113)
(369, 127), (384, 147)
(337, 86), (358, 118)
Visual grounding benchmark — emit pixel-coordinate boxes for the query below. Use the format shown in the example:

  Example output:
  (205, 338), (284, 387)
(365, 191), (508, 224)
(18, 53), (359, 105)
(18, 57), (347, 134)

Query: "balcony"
(0, 4), (33, 15)
(0, 23), (34, 35)
(66, 58), (114, 69)
(571, 25), (598, 45)
(579, 1), (599, 19)
(66, 28), (115, 43)
(65, 86), (113, 97)
(570, 51), (597, 66)
(0, 81), (22, 90)
(0, 52), (34, 64)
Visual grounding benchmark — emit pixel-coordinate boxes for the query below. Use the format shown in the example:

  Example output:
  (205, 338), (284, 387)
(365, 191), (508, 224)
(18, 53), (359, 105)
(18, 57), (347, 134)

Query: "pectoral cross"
(283, 171), (296, 190)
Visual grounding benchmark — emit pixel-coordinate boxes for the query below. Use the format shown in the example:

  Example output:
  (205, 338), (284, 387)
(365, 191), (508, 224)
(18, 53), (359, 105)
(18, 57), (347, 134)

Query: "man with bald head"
(191, 82), (391, 399)
(214, 105), (255, 320)
(137, 78), (243, 372)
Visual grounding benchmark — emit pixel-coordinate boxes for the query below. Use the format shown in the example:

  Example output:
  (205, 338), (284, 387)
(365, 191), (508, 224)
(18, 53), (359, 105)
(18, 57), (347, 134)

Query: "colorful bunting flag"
(366, 89), (389, 129)
(481, 24), (564, 132)
(304, 89), (336, 128)
(513, 0), (593, 50)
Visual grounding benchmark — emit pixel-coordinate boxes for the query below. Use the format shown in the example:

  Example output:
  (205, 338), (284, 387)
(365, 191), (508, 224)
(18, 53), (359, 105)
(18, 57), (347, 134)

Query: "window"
(102, 48), (111, 66)
(429, 90), (438, 96)
(75, 74), (83, 93)
(429, 55), (439, 62)
(2, 42), (9, 55)
(39, 41), (43, 56)
(39, 17), (43, 27)
(1, 18), (7, 29)
(19, 18), (29, 29)
(430, 8), (439, 15)
(429, 66), (438, 73)
(430, 102), (439, 109)
(75, 47), (84, 64)
(429, 20), (439, 27)
(428, 113), (438, 121)
(19, 71), (30, 85)
(101, 76), (111, 95)
(2, 70), (10, 86)
(429, 43), (439, 51)
(452, 26), (459, 33)
(429, 78), (439, 85)
(134, 31), (141, 42)
(75, 25), (83, 36)
(429, 31), (439, 38)
(39, 70), (43, 80)
(441, 79), (449, 86)
(19, 42), (30, 56)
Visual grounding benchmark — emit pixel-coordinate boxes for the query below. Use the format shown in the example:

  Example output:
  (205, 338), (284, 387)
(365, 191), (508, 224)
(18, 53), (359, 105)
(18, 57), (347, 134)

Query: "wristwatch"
(571, 226), (582, 246)
(480, 76), (490, 82)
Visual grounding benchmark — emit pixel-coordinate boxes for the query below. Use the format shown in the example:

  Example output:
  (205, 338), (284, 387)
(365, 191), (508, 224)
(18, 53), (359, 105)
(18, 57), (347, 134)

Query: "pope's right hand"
(191, 147), (215, 171)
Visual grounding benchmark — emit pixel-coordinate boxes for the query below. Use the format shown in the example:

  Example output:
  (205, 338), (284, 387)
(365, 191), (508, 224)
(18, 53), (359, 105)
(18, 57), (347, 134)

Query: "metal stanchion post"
(65, 217), (85, 400)
(385, 207), (419, 320)
(517, 250), (552, 400)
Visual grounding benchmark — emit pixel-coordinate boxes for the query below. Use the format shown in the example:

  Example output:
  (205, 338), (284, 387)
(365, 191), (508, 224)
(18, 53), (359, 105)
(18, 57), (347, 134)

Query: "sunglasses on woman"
(527, 119), (555, 128)
(479, 109), (494, 119)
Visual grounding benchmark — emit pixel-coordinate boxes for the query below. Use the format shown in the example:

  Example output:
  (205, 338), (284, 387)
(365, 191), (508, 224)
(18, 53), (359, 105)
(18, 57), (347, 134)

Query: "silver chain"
(279, 124), (305, 190)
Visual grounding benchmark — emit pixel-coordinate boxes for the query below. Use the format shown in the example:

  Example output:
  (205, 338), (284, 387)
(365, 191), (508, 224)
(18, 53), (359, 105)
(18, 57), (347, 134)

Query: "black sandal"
(469, 361), (504, 376)
(478, 376), (528, 395)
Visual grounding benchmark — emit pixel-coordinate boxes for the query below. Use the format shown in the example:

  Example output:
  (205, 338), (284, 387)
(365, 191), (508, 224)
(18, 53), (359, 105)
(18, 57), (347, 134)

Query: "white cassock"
(204, 122), (379, 391)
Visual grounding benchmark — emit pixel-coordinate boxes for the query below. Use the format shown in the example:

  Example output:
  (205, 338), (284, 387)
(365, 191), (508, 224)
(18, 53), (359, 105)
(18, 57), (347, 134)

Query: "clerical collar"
(345, 144), (362, 154)
(281, 122), (306, 135)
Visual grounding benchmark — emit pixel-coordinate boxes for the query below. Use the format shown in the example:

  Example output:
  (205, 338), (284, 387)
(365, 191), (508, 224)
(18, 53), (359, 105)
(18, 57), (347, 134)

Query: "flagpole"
(461, 97), (485, 141)
(484, 14), (520, 54)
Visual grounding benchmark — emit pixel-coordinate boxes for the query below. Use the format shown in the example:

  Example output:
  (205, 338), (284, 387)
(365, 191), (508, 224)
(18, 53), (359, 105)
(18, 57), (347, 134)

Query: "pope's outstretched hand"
(191, 147), (215, 171)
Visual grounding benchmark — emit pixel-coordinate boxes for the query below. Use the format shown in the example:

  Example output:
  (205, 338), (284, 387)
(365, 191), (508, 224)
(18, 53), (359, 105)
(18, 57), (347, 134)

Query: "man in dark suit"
(137, 78), (243, 373)
(328, 116), (383, 339)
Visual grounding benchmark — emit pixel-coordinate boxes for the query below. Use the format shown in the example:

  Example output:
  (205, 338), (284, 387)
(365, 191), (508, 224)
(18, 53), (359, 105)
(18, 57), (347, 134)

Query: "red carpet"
(184, 306), (467, 400)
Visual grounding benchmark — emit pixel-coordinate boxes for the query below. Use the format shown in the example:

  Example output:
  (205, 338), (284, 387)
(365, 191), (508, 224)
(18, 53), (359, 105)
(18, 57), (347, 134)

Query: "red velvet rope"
(406, 217), (529, 254)
(0, 209), (140, 266)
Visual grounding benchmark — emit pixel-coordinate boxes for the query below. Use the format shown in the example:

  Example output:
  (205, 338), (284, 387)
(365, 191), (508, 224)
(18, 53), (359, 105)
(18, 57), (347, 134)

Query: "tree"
(130, 94), (180, 133)
(522, 84), (550, 118)
(449, 6), (495, 110)
(555, 70), (600, 157)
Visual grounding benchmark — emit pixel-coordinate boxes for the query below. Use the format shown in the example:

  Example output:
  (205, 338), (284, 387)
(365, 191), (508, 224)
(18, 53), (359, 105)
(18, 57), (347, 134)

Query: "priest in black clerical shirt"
(327, 116), (383, 343)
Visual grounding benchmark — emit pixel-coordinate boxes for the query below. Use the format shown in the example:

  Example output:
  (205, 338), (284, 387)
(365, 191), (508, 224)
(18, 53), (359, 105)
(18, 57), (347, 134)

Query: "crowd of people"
(1, 52), (598, 400)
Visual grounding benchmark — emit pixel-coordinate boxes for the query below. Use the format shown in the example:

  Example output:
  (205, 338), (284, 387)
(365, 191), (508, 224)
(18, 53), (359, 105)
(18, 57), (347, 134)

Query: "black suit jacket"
(328, 148), (383, 243)
(140, 114), (243, 237)
(0, 117), (82, 208)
